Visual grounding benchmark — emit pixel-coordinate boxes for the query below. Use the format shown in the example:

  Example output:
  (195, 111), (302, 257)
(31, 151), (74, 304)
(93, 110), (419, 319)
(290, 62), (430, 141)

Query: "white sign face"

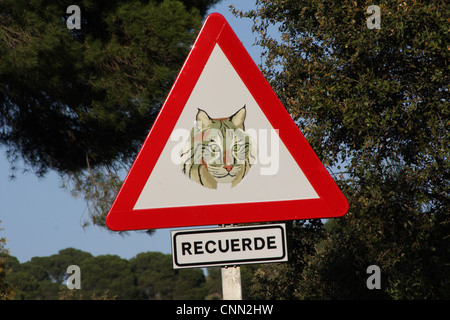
(133, 45), (318, 211)
(171, 224), (288, 269)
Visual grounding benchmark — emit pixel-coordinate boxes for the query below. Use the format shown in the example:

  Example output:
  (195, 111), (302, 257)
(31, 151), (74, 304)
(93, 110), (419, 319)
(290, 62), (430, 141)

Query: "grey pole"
(220, 224), (242, 300)
(221, 265), (242, 300)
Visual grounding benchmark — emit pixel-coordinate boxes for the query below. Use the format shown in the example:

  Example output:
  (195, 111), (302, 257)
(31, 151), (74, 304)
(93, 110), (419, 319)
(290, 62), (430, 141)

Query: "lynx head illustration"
(180, 106), (256, 189)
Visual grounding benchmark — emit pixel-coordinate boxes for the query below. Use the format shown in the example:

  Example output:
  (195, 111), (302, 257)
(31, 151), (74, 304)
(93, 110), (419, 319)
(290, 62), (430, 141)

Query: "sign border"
(172, 224), (288, 269)
(106, 13), (348, 231)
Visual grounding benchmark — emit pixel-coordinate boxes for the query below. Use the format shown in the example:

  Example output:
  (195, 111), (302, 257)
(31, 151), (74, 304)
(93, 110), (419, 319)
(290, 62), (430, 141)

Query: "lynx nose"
(223, 165), (233, 172)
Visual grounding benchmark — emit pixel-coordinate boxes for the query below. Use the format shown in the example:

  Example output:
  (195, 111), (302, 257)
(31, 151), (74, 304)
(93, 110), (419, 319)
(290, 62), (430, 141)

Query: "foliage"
(4, 248), (214, 300)
(204, 267), (222, 299)
(0, 221), (15, 300)
(131, 252), (207, 299)
(233, 0), (449, 299)
(249, 220), (325, 299)
(3, 247), (272, 300)
(0, 0), (219, 228)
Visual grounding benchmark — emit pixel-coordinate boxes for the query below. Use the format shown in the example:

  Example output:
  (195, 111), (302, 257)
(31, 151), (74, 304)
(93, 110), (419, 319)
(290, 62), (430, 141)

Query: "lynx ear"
(196, 109), (212, 128)
(230, 105), (246, 129)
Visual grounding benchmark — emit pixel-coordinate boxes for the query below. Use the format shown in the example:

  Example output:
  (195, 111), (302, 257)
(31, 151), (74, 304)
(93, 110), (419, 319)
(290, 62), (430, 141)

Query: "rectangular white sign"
(171, 224), (287, 269)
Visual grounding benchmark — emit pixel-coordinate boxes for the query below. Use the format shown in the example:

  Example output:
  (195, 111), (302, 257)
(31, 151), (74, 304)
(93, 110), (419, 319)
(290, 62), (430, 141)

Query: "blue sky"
(0, 1), (267, 263)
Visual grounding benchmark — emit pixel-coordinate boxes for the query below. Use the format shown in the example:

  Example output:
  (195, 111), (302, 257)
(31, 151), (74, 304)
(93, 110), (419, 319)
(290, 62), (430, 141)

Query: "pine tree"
(0, 0), (219, 228)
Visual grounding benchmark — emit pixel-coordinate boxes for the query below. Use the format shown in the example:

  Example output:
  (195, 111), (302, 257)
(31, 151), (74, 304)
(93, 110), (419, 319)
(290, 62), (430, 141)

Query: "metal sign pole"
(220, 224), (242, 300)
(221, 265), (242, 300)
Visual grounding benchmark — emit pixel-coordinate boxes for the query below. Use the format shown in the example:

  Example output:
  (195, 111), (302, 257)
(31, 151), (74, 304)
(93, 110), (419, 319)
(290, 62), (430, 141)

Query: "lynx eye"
(209, 143), (220, 153)
(205, 142), (222, 165)
(232, 143), (244, 154)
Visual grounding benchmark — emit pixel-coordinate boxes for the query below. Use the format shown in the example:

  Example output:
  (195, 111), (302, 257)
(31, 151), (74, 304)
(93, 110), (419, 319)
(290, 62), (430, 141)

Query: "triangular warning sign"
(106, 13), (348, 231)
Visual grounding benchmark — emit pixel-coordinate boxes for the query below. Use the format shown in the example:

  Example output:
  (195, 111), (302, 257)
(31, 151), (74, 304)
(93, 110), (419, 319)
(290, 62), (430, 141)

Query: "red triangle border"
(106, 13), (348, 231)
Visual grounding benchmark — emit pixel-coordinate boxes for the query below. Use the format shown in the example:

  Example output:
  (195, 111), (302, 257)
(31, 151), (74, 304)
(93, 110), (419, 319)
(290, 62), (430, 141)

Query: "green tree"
(5, 248), (94, 299)
(3, 248), (212, 300)
(80, 254), (141, 299)
(234, 0), (449, 299)
(22, 248), (92, 284)
(173, 268), (206, 299)
(204, 267), (222, 300)
(0, 221), (15, 300)
(132, 252), (176, 299)
(6, 271), (40, 300)
(249, 220), (325, 299)
(240, 264), (260, 300)
(0, 0), (219, 228)
(1, 252), (46, 300)
(131, 251), (206, 299)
